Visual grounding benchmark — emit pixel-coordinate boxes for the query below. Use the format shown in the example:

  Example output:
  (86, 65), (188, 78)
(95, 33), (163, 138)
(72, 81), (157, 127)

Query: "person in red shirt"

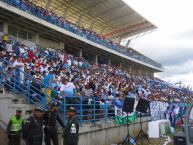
(28, 50), (35, 60)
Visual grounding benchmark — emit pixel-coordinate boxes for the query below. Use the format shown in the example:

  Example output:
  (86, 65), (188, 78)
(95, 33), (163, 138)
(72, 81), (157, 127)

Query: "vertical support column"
(125, 39), (131, 48)
(27, 32), (29, 46)
(95, 55), (98, 64)
(79, 49), (83, 57)
(3, 22), (8, 34)
(36, 34), (40, 45)
(16, 29), (19, 41)
(59, 42), (65, 50)
(117, 38), (122, 45)
(108, 59), (111, 65)
(138, 70), (141, 75)
(120, 63), (122, 68)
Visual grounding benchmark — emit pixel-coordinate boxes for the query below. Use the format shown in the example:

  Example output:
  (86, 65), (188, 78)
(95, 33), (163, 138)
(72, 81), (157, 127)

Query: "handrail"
(0, 119), (7, 131)
(0, 119), (7, 127)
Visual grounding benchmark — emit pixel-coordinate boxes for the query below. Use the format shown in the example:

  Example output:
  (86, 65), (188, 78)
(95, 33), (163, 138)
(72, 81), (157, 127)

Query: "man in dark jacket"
(43, 103), (65, 145)
(63, 107), (79, 145)
(22, 107), (43, 145)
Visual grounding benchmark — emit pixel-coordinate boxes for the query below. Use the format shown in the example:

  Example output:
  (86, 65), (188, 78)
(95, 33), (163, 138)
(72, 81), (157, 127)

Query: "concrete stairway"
(0, 85), (36, 144)
(0, 85), (35, 129)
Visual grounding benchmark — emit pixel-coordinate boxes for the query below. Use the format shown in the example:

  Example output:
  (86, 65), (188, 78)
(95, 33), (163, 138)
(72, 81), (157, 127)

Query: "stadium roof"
(33, 0), (156, 42)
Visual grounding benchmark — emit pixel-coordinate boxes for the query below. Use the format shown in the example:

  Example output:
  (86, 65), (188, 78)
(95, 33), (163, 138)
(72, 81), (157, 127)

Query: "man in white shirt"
(6, 41), (13, 53)
(82, 84), (93, 97)
(67, 59), (71, 66)
(60, 78), (75, 97)
(60, 78), (79, 105)
(12, 58), (25, 84)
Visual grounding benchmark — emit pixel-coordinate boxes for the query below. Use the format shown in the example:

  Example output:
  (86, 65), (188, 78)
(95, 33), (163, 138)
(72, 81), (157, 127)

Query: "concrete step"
(8, 103), (34, 109)
(8, 104), (34, 116)
(25, 110), (33, 116)
(0, 94), (14, 99)
(11, 97), (27, 104)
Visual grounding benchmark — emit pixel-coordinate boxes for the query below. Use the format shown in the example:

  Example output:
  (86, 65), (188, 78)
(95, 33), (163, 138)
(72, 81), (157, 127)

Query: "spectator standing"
(170, 105), (176, 128)
(60, 78), (76, 104)
(165, 106), (170, 120)
(60, 78), (75, 97)
(43, 69), (54, 104)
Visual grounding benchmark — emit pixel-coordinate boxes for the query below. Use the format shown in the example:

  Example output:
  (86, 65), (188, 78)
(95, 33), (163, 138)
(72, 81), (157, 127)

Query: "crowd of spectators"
(0, 34), (192, 106)
(0, 33), (193, 126)
(1, 0), (162, 68)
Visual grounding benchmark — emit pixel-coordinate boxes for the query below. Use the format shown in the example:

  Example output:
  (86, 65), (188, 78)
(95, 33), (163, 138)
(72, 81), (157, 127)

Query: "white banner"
(150, 101), (168, 119)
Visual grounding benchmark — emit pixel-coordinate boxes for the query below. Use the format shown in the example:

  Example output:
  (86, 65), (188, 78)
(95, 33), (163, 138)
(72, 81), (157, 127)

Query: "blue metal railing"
(0, 61), (115, 125)
(0, 0), (162, 68)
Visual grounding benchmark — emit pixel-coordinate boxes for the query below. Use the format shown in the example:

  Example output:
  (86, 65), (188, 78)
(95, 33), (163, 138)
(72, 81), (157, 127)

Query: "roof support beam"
(88, 18), (102, 31)
(104, 21), (149, 38)
(75, 0), (107, 26)
(106, 12), (134, 25)
(125, 39), (131, 48)
(46, 0), (52, 9)
(100, 25), (107, 34)
(95, 5), (128, 20)
(85, 0), (112, 14)
(89, 20), (97, 30)
(76, 14), (84, 26)
(79, 2), (126, 31)
(63, 0), (79, 17)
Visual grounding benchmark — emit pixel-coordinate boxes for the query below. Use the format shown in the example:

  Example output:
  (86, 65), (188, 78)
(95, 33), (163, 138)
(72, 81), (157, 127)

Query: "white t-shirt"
(20, 47), (26, 54)
(7, 44), (13, 52)
(60, 82), (75, 93)
(13, 60), (19, 67)
(67, 59), (71, 66)
(13, 61), (24, 84)
(40, 66), (48, 73)
(59, 53), (64, 62)
(82, 87), (93, 97)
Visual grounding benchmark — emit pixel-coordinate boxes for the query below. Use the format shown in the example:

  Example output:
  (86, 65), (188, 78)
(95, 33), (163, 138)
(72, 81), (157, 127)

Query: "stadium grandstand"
(0, 0), (163, 73)
(0, 0), (192, 145)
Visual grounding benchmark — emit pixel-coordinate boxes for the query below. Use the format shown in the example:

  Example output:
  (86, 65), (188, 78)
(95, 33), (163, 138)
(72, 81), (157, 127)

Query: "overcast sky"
(124, 0), (193, 88)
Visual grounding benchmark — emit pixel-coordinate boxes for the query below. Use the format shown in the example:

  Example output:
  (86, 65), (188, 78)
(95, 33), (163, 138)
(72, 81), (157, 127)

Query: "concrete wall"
(39, 37), (60, 49)
(58, 117), (150, 145)
(0, 94), (15, 126)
